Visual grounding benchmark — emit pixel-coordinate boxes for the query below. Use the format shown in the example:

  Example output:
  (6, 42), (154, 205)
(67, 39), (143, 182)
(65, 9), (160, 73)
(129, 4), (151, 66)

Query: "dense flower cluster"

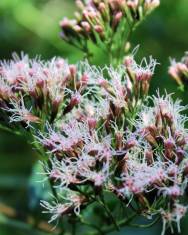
(1, 52), (188, 234)
(2, 1), (188, 234)
(0, 53), (156, 130)
(169, 52), (188, 89)
(60, 0), (160, 62)
(38, 93), (188, 235)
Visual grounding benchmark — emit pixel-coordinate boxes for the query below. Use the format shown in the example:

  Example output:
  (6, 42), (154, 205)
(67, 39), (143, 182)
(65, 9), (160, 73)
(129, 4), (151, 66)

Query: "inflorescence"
(169, 52), (188, 90)
(60, 0), (160, 63)
(1, 52), (188, 235)
(1, 1), (188, 234)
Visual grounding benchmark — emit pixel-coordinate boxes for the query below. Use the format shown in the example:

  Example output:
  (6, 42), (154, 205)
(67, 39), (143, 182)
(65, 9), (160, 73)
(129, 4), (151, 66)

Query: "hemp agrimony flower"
(60, 0), (160, 64)
(169, 52), (188, 89)
(3, 1), (188, 235)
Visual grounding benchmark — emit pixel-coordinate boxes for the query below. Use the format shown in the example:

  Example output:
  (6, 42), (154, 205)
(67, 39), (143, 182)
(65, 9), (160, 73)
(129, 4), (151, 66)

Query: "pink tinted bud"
(84, 10), (98, 20)
(98, 79), (109, 88)
(87, 117), (97, 130)
(36, 79), (45, 89)
(99, 2), (106, 13)
(81, 21), (91, 32)
(164, 138), (175, 159)
(124, 56), (134, 67)
(83, 10), (89, 19)
(94, 25), (103, 34)
(60, 18), (71, 28)
(169, 65), (179, 78)
(69, 65), (77, 77)
(145, 149), (153, 165)
(76, 0), (85, 10)
(164, 138), (174, 150)
(81, 74), (89, 85)
(177, 63), (188, 72)
(113, 11), (123, 26)
(70, 93), (81, 106)
(63, 93), (81, 115)
(74, 25), (82, 32)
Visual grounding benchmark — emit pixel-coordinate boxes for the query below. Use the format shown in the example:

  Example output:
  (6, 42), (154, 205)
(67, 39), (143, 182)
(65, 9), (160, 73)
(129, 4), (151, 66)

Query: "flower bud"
(115, 131), (124, 150)
(81, 73), (89, 85)
(76, 0), (85, 10)
(113, 11), (123, 27)
(87, 117), (97, 130)
(81, 21), (91, 32)
(69, 65), (77, 77)
(94, 25), (104, 35)
(145, 149), (153, 165)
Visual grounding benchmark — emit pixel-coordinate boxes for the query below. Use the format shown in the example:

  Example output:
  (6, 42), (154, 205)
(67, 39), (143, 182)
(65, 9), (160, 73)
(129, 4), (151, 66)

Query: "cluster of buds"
(0, 53), (156, 131)
(38, 91), (188, 235)
(1, 53), (188, 235)
(113, 94), (188, 233)
(0, 54), (95, 129)
(169, 52), (188, 89)
(60, 0), (160, 63)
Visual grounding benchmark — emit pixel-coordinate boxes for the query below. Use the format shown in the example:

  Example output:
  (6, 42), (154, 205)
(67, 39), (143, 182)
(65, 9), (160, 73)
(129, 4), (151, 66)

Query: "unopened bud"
(81, 21), (91, 32)
(145, 149), (153, 165)
(94, 25), (104, 35)
(113, 11), (123, 27)
(115, 131), (124, 150)
(81, 73), (89, 85)
(76, 0), (85, 10)
(88, 117), (97, 130)
(69, 65), (77, 77)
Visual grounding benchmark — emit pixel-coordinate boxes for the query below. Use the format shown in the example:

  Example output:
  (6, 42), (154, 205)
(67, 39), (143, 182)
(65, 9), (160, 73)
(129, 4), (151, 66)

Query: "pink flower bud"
(81, 21), (91, 32)
(87, 117), (97, 130)
(69, 65), (77, 77)
(94, 25), (103, 34)
(98, 2), (106, 13)
(113, 11), (123, 27)
(81, 73), (89, 85)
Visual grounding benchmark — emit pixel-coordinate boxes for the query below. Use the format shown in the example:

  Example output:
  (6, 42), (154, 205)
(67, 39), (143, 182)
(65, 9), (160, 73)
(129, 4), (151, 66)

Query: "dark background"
(0, 0), (188, 234)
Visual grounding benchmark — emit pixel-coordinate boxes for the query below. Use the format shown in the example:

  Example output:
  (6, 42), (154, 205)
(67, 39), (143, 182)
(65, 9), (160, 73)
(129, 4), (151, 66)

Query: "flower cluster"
(2, 51), (188, 234)
(0, 54), (94, 129)
(0, 53), (156, 130)
(39, 92), (188, 235)
(169, 52), (188, 89)
(115, 94), (188, 233)
(60, 0), (160, 62)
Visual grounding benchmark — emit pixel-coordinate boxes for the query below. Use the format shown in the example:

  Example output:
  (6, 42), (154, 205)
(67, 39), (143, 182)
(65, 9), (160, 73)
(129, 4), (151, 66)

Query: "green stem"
(130, 216), (160, 228)
(97, 195), (120, 232)
(0, 124), (21, 136)
(91, 212), (137, 235)
(79, 216), (105, 235)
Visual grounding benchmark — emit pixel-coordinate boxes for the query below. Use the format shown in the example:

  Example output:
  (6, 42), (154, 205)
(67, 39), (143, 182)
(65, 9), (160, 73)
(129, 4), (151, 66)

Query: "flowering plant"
(0, 1), (188, 235)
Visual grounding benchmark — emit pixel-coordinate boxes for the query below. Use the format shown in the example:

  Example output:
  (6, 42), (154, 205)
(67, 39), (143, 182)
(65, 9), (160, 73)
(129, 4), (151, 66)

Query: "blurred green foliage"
(0, 0), (188, 234)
